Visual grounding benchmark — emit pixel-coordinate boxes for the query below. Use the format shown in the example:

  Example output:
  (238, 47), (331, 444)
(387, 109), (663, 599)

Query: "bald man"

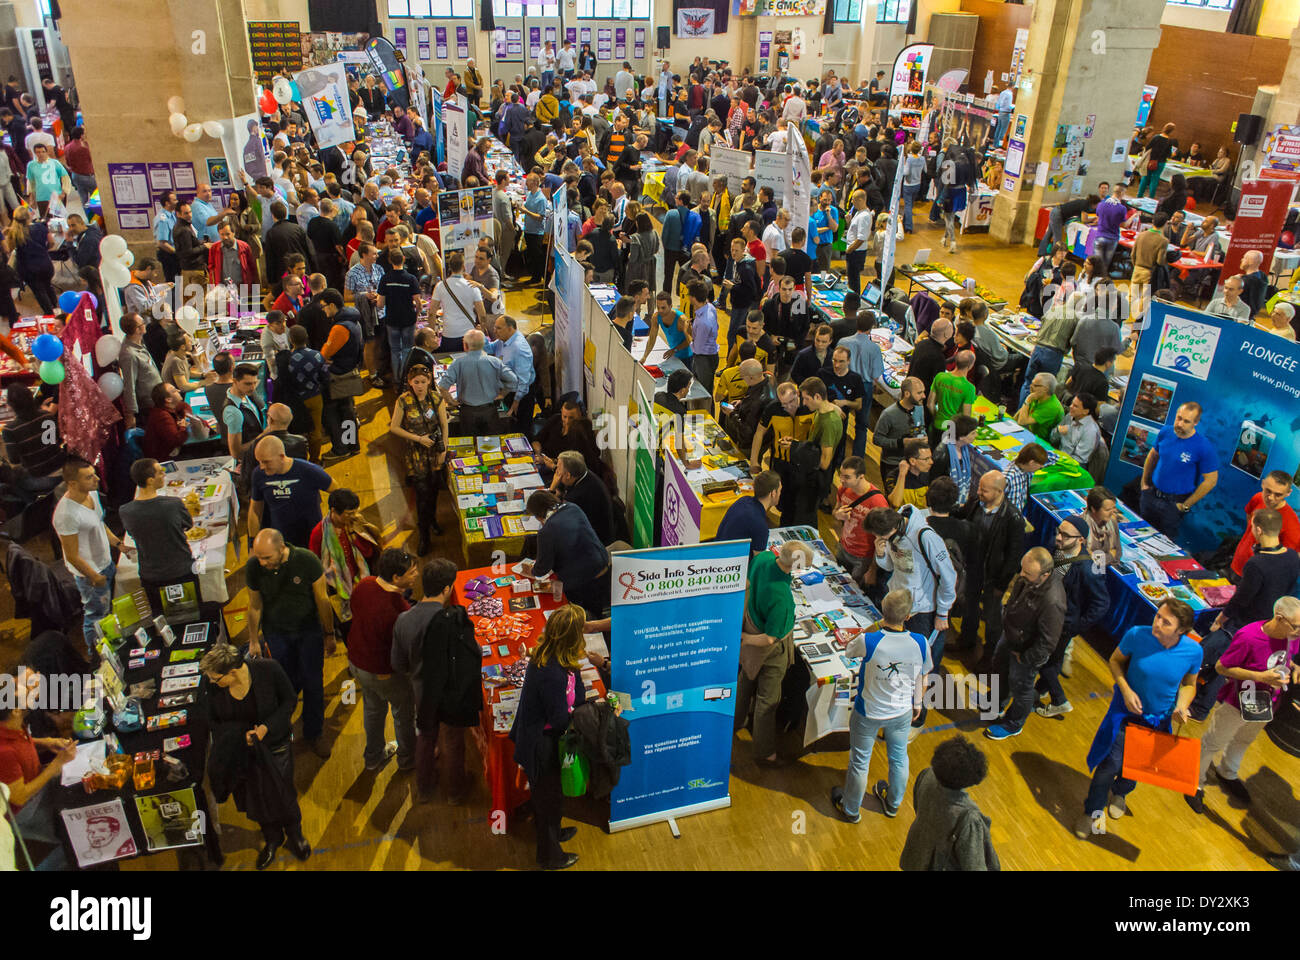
(248, 434), (335, 547)
(1240, 249), (1269, 318)
(956, 470), (1025, 658)
(908, 318), (952, 399)
(241, 402), (309, 487)
(247, 528), (335, 758)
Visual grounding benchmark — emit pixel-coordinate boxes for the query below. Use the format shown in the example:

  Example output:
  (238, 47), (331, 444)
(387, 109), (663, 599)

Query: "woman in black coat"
(510, 604), (587, 870)
(202, 642), (310, 870)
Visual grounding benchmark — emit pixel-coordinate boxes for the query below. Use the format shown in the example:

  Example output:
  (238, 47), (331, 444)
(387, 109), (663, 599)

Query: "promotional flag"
(293, 61), (353, 149)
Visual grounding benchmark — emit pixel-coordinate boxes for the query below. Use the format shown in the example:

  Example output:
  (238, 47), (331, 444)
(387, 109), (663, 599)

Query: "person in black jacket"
(723, 235), (761, 329)
(263, 200), (316, 297)
(956, 470), (1024, 658)
(555, 450), (615, 546)
(908, 318), (952, 402)
(202, 642), (310, 870)
(510, 604), (588, 870)
(1035, 515), (1110, 718)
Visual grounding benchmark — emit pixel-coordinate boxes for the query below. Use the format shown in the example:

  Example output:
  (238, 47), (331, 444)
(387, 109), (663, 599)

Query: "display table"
(985, 311), (1127, 403)
(968, 395), (1094, 494)
(897, 263), (1007, 311)
(658, 413), (752, 545)
(445, 433), (545, 567)
(54, 610), (223, 869)
(456, 565), (607, 820)
(116, 455), (238, 604)
(1026, 488), (1224, 638)
(0, 315), (59, 385)
(765, 526), (883, 747)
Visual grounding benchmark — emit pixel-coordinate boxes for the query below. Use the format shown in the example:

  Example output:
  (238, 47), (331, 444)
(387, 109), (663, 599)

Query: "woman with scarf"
(202, 642), (311, 870)
(932, 415), (978, 508)
(309, 487), (379, 637)
(388, 363), (449, 556)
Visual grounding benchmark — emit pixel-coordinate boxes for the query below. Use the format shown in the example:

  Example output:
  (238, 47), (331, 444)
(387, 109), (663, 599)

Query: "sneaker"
(365, 741), (398, 771)
(983, 723), (1021, 741)
(1060, 639), (1075, 678)
(1108, 794), (1127, 819)
(873, 780), (898, 818)
(1184, 789), (1206, 814)
(1034, 701), (1073, 718)
(908, 726), (921, 743)
(1075, 812), (1105, 839)
(829, 786), (861, 824)
(1216, 770), (1252, 802)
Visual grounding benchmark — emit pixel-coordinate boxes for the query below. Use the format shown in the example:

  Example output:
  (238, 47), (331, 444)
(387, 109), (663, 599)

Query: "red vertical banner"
(1218, 179), (1294, 283)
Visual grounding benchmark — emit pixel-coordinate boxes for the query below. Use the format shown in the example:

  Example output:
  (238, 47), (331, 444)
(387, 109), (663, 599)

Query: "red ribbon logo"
(618, 572), (644, 599)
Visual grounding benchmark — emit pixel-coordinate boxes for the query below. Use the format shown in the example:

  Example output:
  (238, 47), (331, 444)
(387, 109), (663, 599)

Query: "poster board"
(247, 20), (302, 86)
(1219, 179), (1294, 281)
(552, 249), (585, 398)
(293, 61), (353, 150)
(753, 148), (788, 201)
(436, 186), (493, 251)
(1103, 300), (1300, 554)
(888, 43), (932, 131)
(710, 146), (752, 195)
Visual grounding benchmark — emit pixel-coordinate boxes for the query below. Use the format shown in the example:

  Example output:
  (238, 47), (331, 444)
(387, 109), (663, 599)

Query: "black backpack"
(418, 604), (483, 729)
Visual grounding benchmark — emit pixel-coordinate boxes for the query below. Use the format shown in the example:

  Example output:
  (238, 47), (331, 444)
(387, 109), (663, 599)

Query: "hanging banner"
(393, 27), (407, 52)
(676, 8), (716, 37)
(1219, 179), (1294, 282)
(434, 26), (448, 60)
(785, 121), (811, 246)
(614, 27), (626, 60)
(1135, 84), (1158, 128)
(431, 87), (444, 165)
(553, 250), (584, 397)
(293, 61), (353, 150)
(1104, 300), (1300, 554)
(739, 0), (826, 12)
(1262, 124), (1300, 172)
(710, 145), (751, 193)
(632, 383), (657, 549)
(753, 148), (788, 201)
(365, 36), (408, 108)
(444, 98), (468, 181)
(634, 27), (646, 59)
(608, 540), (750, 831)
(529, 26), (541, 60)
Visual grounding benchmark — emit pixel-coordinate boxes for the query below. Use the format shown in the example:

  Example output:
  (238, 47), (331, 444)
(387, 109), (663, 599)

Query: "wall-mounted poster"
(247, 20), (302, 86)
(435, 26), (448, 60)
(456, 26), (469, 60)
(634, 27), (645, 59)
(739, 0), (826, 12)
(529, 26), (541, 59)
(615, 27), (626, 60)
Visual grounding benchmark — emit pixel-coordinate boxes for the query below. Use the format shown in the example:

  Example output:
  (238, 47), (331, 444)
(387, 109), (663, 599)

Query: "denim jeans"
(74, 561), (116, 656)
(842, 708), (913, 816)
(906, 611), (940, 727)
(265, 623), (325, 740)
(993, 110), (1012, 147)
(991, 636), (1039, 732)
(850, 406), (868, 458)
(70, 172), (97, 208)
(901, 182), (920, 232)
(1189, 627), (1233, 720)
(349, 663), (416, 769)
(1019, 345), (1065, 407)
(387, 324), (416, 382)
(1094, 237), (1118, 275)
(11, 780), (71, 869)
(1139, 488), (1185, 542)
(1084, 723), (1140, 815)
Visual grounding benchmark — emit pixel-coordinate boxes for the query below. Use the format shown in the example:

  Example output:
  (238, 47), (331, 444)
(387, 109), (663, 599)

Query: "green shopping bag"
(558, 730), (590, 798)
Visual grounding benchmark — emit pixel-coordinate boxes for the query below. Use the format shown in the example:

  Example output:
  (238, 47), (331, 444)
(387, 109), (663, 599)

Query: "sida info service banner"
(608, 540), (749, 831)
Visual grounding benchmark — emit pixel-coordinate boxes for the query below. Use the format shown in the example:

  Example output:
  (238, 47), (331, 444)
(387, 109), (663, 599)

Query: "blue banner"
(431, 88), (445, 165)
(1104, 299), (1300, 553)
(608, 541), (749, 831)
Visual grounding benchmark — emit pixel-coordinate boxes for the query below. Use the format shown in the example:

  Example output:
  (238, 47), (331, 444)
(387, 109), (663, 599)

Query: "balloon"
(88, 294), (98, 309)
(99, 234), (128, 258)
(176, 305), (201, 334)
(272, 77), (293, 105)
(94, 334), (122, 366)
(58, 290), (81, 314)
(202, 120), (225, 139)
(166, 95), (185, 114)
(38, 360), (65, 385)
(98, 372), (124, 401)
(259, 89), (279, 114)
(183, 123), (203, 142)
(122, 250), (134, 268)
(100, 260), (131, 288)
(168, 112), (188, 135)
(32, 332), (63, 362)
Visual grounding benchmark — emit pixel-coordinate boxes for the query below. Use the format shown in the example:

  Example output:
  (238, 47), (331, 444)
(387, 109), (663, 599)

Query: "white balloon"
(122, 249), (135, 268)
(272, 78), (293, 105)
(182, 123), (203, 142)
(98, 372), (124, 401)
(94, 335), (123, 366)
(202, 120), (225, 139)
(168, 112), (188, 135)
(166, 96), (185, 114)
(99, 234), (128, 258)
(100, 261), (131, 288)
(176, 311), (200, 335)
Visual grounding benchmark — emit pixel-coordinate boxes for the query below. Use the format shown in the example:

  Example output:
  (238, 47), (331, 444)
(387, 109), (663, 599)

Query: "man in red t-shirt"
(346, 548), (420, 771)
(1231, 470), (1300, 577)
(1, 684), (76, 828)
(833, 455), (887, 579)
(742, 219), (768, 285)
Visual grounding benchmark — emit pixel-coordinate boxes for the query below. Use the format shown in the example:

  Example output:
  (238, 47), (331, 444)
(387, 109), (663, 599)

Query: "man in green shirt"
(928, 350), (978, 429)
(1015, 371), (1065, 443)
(799, 375), (844, 522)
(738, 541), (813, 766)
(247, 528), (336, 758)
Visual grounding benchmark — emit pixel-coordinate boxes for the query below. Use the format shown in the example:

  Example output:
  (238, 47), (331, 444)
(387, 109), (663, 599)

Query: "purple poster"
(529, 26), (541, 59)
(146, 162), (174, 196)
(615, 27), (626, 60)
(107, 162), (149, 207)
(455, 25), (469, 59)
(495, 29), (507, 58)
(580, 28), (591, 43)
(394, 27), (407, 50)
(434, 26), (448, 59)
(660, 452), (703, 546)
(566, 27), (577, 46)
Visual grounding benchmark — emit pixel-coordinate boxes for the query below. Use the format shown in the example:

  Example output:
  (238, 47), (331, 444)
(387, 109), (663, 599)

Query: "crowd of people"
(1, 51), (1298, 876)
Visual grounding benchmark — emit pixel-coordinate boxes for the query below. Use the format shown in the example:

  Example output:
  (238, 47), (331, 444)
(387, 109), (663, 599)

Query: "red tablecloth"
(455, 566), (606, 820)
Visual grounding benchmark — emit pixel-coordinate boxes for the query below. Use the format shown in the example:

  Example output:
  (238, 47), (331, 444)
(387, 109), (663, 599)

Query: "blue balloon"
(289, 80), (301, 102)
(32, 332), (63, 362)
(58, 290), (81, 314)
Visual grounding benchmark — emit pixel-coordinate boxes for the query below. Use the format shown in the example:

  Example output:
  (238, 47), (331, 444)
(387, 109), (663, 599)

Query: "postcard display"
(1104, 299), (1300, 554)
(55, 598), (223, 867)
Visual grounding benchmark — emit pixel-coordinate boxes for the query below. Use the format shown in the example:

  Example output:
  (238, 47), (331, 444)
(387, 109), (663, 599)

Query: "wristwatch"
(1176, 502), (1190, 513)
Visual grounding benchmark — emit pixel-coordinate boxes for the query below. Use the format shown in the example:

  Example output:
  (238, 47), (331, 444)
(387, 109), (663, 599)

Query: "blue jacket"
(1061, 554), (1110, 637)
(681, 208), (702, 248)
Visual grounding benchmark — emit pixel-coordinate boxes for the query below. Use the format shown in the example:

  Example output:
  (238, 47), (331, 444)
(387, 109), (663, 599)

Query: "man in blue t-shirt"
(831, 588), (930, 822)
(249, 434), (335, 548)
(1139, 402), (1218, 541)
(710, 470), (782, 556)
(1078, 598), (1201, 838)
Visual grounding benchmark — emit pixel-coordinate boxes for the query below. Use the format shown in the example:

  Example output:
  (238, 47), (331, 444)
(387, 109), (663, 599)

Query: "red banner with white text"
(1218, 178), (1294, 283)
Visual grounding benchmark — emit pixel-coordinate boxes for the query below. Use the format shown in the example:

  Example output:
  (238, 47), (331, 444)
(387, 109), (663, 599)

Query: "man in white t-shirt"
(556, 41), (577, 79)
(53, 458), (134, 655)
(23, 117), (55, 158)
(781, 90), (807, 125)
(762, 208), (791, 263)
(830, 588), (930, 823)
(429, 248), (486, 352)
(767, 125), (788, 154)
(526, 82), (542, 111)
(614, 63), (636, 100)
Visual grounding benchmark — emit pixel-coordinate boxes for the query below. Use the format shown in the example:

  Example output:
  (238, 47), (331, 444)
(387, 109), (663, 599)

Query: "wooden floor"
(6, 201), (1299, 871)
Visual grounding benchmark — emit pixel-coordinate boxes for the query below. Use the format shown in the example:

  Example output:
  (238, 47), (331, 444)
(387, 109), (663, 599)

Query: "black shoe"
(1185, 789), (1205, 814)
(559, 826), (577, 842)
(1216, 771), (1252, 802)
(541, 852), (579, 870)
(286, 833), (312, 862)
(417, 534), (433, 556)
(255, 840), (281, 870)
